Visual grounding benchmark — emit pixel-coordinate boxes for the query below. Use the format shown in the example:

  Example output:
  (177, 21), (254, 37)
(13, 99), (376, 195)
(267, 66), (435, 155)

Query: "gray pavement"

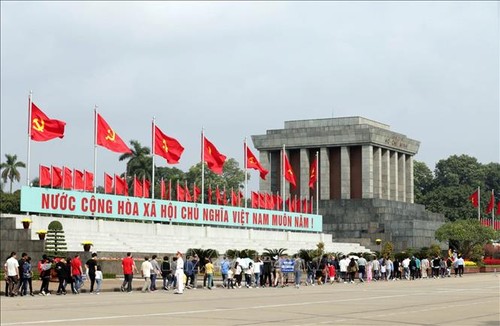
(1, 274), (499, 326)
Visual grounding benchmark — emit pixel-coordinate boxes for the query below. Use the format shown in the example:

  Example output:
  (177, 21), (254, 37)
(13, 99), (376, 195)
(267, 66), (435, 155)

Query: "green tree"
(0, 154), (26, 193)
(262, 248), (287, 258)
(45, 220), (68, 257)
(0, 191), (21, 213)
(435, 219), (498, 260)
(119, 140), (152, 182)
(413, 161), (434, 204)
(417, 155), (498, 221)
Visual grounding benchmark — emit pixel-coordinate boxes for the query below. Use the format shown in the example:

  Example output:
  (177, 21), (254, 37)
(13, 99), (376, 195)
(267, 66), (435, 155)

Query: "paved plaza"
(1, 273), (499, 326)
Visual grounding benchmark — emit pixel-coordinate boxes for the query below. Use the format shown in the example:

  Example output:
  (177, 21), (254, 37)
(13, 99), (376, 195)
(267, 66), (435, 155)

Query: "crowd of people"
(3, 250), (466, 297)
(3, 251), (103, 297)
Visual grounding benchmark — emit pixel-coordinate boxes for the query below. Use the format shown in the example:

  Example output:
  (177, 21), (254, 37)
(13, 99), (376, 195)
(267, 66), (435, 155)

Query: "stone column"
(362, 145), (373, 198)
(320, 147), (330, 200)
(405, 155), (414, 203)
(381, 149), (390, 199)
(390, 151), (398, 201)
(259, 150), (271, 193)
(300, 148), (309, 197)
(341, 146), (350, 199)
(398, 153), (406, 202)
(373, 146), (382, 198)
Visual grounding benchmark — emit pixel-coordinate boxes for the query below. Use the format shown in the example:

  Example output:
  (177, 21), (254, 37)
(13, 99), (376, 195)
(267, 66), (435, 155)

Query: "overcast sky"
(1, 1), (498, 192)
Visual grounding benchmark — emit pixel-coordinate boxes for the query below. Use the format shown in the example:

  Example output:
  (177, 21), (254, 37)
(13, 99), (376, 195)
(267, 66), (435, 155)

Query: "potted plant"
(36, 229), (47, 240)
(81, 241), (93, 252)
(21, 218), (32, 229)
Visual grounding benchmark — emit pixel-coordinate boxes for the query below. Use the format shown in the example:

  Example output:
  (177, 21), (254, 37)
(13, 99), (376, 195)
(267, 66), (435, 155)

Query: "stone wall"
(0, 216), (45, 262)
(320, 198), (446, 251)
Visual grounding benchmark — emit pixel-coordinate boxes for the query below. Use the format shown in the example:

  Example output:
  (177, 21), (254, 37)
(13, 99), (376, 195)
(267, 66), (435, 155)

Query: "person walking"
(205, 258), (214, 290)
(294, 254), (305, 288)
(85, 253), (98, 294)
(95, 265), (103, 294)
(149, 255), (161, 291)
(174, 251), (185, 294)
(71, 254), (83, 294)
(55, 258), (69, 295)
(220, 256), (230, 288)
(161, 256), (172, 290)
(140, 256), (152, 293)
(21, 256), (34, 296)
(121, 252), (137, 293)
(5, 252), (19, 297)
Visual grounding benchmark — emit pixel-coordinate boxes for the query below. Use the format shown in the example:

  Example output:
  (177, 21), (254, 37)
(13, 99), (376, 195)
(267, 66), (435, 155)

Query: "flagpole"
(26, 91), (34, 187)
(315, 151), (319, 215)
(477, 186), (480, 221)
(151, 117), (155, 199)
(244, 138), (248, 208)
(491, 189), (495, 229)
(93, 106), (98, 193)
(201, 128), (205, 204)
(282, 144), (286, 213)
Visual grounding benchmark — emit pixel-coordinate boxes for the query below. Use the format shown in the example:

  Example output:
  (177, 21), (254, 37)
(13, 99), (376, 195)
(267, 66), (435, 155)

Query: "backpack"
(23, 261), (32, 278)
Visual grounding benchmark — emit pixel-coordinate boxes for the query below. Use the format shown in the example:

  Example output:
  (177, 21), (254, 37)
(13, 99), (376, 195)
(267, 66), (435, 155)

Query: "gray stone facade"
(252, 117), (445, 251)
(1, 216), (45, 262)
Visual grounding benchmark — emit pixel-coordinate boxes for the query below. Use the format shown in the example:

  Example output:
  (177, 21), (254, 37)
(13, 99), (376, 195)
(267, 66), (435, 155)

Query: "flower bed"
(483, 258), (500, 265)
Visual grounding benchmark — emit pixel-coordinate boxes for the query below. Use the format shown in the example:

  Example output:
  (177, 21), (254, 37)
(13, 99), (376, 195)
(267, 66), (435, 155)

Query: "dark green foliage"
(0, 154), (26, 194)
(262, 248), (287, 258)
(414, 155), (500, 221)
(45, 220), (67, 257)
(0, 191), (21, 213)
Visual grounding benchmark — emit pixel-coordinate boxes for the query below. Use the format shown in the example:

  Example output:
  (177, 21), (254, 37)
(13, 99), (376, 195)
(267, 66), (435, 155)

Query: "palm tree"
(0, 154), (26, 193)
(119, 140), (152, 181)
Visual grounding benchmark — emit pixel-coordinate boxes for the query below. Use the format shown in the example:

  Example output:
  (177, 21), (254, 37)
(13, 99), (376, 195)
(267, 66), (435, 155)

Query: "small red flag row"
(39, 165), (93, 191)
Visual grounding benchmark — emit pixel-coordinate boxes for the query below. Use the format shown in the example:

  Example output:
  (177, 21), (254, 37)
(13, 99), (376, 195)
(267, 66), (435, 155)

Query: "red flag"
(275, 194), (283, 211)
(160, 179), (166, 199)
(259, 193), (265, 209)
(74, 169), (84, 190)
(203, 137), (226, 175)
(143, 179), (150, 198)
(176, 182), (185, 201)
(469, 189), (479, 208)
(30, 102), (66, 141)
(239, 190), (244, 207)
(154, 125), (185, 164)
(51, 166), (62, 188)
(284, 152), (297, 188)
(208, 186), (212, 204)
(309, 156), (318, 189)
(185, 182), (192, 202)
(84, 171), (94, 191)
(216, 186), (221, 205)
(194, 184), (201, 202)
(104, 173), (113, 194)
(223, 187), (228, 206)
(486, 191), (495, 215)
(133, 176), (143, 197)
(63, 167), (73, 190)
(231, 189), (238, 206)
(251, 191), (259, 208)
(302, 198), (308, 213)
(96, 113), (131, 154)
(115, 175), (127, 195)
(246, 145), (269, 180)
(39, 165), (51, 187)
(310, 197), (313, 214)
(496, 201), (500, 216)
(168, 180), (172, 200)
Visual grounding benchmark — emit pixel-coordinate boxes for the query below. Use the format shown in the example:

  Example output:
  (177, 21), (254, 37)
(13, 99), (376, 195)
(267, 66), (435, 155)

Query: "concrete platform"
(1, 274), (499, 325)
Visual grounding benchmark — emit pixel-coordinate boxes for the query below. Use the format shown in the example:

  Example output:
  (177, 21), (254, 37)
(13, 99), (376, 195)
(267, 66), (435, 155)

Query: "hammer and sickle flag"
(153, 125), (184, 164)
(245, 145), (269, 180)
(283, 151), (297, 188)
(30, 102), (66, 141)
(203, 136), (226, 175)
(96, 114), (131, 154)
